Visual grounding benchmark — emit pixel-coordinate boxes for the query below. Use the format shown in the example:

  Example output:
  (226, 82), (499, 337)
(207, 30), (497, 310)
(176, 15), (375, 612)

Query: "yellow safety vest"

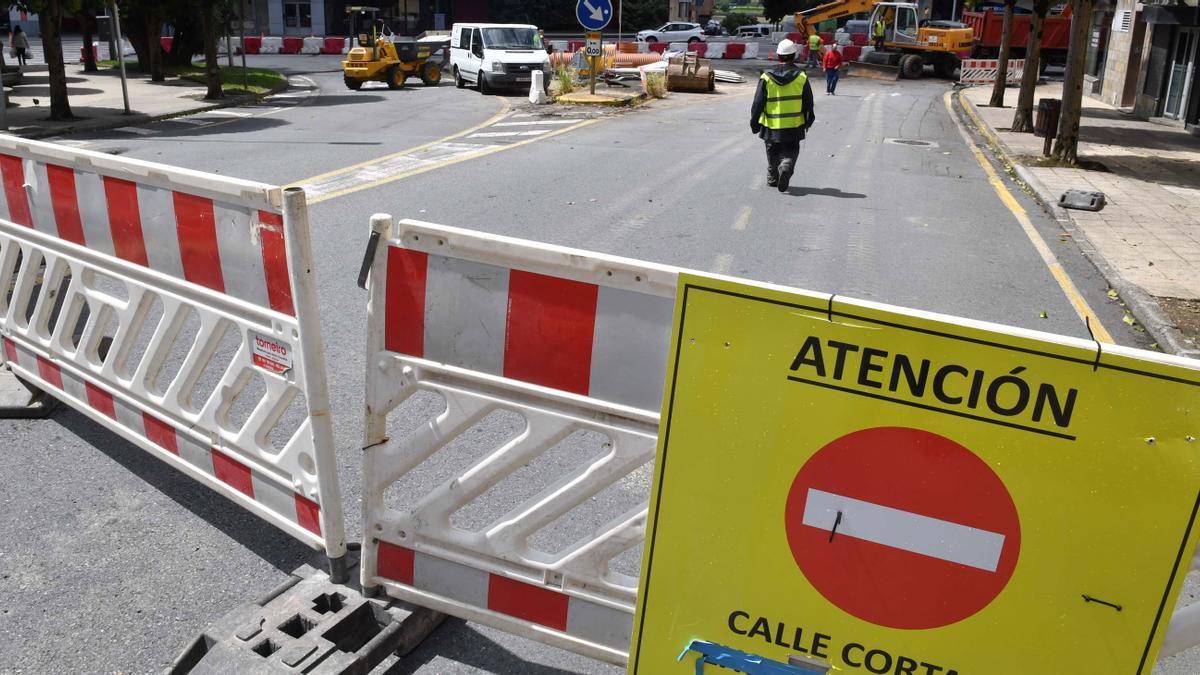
(758, 71), (808, 130)
(874, 20), (886, 37)
(808, 34), (822, 50)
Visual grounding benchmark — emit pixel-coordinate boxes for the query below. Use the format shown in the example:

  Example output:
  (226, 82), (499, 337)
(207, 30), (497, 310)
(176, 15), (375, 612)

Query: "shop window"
(284, 0), (312, 28)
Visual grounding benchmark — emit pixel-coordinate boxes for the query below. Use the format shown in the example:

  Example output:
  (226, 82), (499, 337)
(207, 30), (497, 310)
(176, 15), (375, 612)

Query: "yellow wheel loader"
(341, 6), (450, 90)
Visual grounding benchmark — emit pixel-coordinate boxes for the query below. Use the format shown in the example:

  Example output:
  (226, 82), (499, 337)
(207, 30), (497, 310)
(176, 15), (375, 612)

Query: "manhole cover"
(884, 138), (939, 147)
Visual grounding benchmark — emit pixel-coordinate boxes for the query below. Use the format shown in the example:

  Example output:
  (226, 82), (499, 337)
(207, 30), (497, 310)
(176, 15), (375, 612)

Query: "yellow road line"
(732, 206), (752, 231)
(304, 116), (601, 205)
(289, 97), (512, 188)
(943, 91), (1114, 343)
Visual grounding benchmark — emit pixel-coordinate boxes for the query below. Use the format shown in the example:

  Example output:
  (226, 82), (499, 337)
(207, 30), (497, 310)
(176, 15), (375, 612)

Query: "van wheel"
(454, 67), (465, 88)
(478, 72), (491, 94)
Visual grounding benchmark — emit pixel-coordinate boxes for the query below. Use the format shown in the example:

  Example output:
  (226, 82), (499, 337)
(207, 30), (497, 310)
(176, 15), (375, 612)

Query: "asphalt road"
(1, 54), (1195, 674)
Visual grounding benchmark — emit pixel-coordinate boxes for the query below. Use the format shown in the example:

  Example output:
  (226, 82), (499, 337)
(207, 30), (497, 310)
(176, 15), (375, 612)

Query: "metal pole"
(240, 0), (248, 91)
(0, 61), (8, 131)
(110, 1), (130, 114)
(618, 0), (622, 48)
(226, 25), (233, 68)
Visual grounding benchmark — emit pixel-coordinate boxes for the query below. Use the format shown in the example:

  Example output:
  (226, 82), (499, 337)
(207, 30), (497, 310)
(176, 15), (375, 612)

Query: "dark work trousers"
(874, 35), (884, 50)
(765, 140), (800, 182)
(825, 67), (839, 93)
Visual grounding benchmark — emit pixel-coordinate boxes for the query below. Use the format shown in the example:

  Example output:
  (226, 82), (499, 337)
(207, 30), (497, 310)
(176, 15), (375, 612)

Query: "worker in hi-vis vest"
(806, 32), (823, 68)
(749, 39), (815, 193)
(873, 17), (886, 50)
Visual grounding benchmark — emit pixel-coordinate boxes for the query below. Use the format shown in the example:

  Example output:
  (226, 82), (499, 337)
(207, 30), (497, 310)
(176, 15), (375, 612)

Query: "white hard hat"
(777, 39), (798, 57)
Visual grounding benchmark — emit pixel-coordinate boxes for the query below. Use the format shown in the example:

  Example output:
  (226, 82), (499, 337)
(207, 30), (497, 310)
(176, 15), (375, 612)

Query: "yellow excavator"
(795, 0), (974, 79)
(341, 6), (449, 90)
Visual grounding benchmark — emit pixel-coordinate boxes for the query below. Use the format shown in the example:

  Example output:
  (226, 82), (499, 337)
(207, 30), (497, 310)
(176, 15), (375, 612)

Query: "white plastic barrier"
(705, 42), (726, 59)
(227, 36), (241, 55)
(353, 216), (1200, 666)
(301, 36), (323, 54)
(0, 137), (347, 573)
(743, 42), (760, 58)
(259, 36), (282, 54)
(960, 58), (1025, 85)
(550, 40), (569, 53)
(360, 217), (679, 665)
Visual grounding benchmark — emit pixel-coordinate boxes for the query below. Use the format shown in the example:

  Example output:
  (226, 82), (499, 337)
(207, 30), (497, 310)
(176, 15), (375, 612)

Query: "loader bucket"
(666, 53), (716, 93)
(847, 61), (901, 81)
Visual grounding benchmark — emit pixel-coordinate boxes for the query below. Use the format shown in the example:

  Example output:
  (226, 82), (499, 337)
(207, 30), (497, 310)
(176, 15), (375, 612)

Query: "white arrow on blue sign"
(576, 0), (613, 31)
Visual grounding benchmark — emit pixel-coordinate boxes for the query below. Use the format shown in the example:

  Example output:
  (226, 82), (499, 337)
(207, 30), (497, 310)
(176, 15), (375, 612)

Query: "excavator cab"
(870, 3), (920, 45)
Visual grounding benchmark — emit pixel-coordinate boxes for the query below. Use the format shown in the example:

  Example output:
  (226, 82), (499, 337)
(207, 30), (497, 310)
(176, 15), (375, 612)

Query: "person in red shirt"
(823, 44), (844, 95)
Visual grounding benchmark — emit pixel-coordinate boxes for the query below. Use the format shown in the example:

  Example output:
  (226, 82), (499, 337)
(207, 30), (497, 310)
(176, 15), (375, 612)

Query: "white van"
(734, 24), (773, 38)
(450, 23), (551, 94)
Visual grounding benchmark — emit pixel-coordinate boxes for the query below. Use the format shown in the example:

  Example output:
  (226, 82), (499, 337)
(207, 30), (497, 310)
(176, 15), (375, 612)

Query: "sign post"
(630, 273), (1200, 675)
(576, 0), (612, 96)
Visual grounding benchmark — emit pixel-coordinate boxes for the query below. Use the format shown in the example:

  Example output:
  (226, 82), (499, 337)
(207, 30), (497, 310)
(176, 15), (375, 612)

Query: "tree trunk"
(40, 0), (73, 121)
(163, 16), (205, 67)
(80, 8), (97, 72)
(202, 2), (222, 100)
(989, 0), (1017, 107)
(144, 10), (165, 81)
(1011, 0), (1049, 132)
(1053, 0), (1094, 163)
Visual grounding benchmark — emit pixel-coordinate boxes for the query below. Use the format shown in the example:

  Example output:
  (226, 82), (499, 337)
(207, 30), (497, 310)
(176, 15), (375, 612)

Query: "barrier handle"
(357, 229), (382, 290)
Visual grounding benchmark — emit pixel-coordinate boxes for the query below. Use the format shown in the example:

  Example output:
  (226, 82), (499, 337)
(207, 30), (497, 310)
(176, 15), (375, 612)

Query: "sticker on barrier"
(0, 136), (347, 572)
(629, 273), (1200, 674)
(359, 217), (682, 664)
(959, 58), (1025, 85)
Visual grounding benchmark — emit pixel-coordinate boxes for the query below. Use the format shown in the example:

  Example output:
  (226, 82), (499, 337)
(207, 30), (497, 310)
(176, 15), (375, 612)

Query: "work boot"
(777, 160), (793, 193)
(767, 168), (778, 187)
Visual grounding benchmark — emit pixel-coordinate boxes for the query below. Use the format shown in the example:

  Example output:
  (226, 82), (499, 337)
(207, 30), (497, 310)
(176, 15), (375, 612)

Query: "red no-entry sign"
(785, 426), (1022, 630)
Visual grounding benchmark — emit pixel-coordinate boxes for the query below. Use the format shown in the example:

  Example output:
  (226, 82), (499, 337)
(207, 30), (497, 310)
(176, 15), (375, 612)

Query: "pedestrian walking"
(823, 44), (843, 95)
(806, 32), (823, 68)
(10, 26), (29, 67)
(873, 16), (886, 51)
(750, 39), (815, 193)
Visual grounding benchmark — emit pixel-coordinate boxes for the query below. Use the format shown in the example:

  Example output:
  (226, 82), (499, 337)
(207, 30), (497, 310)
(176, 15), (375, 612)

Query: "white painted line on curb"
(492, 120), (580, 127)
(467, 129), (553, 138)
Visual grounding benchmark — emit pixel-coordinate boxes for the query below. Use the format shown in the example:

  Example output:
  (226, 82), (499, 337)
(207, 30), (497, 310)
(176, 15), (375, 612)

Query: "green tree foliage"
(491, 0), (666, 31)
(763, 0), (803, 23)
(722, 13), (759, 31)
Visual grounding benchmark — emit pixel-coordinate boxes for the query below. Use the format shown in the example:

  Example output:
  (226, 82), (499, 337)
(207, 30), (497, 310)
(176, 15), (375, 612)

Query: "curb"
(11, 72), (290, 140)
(955, 90), (1200, 358)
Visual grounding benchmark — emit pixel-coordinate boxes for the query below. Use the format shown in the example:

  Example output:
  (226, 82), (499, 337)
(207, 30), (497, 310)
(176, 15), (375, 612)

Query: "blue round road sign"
(576, 0), (613, 30)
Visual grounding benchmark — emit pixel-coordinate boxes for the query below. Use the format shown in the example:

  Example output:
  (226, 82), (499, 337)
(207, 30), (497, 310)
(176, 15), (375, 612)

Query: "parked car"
(450, 23), (551, 94)
(636, 22), (706, 43)
(840, 19), (871, 36)
(734, 24), (773, 38)
(703, 20), (727, 36)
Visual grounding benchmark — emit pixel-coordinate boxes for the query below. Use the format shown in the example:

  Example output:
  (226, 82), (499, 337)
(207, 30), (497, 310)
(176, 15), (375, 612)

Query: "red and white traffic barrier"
(960, 58), (1025, 85)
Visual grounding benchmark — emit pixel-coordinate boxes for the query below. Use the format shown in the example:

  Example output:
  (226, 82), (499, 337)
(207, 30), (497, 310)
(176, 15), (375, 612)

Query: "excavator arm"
(794, 0), (880, 37)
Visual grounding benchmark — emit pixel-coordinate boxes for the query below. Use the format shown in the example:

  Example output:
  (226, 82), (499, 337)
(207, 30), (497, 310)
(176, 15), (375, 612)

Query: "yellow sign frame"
(630, 274), (1200, 675)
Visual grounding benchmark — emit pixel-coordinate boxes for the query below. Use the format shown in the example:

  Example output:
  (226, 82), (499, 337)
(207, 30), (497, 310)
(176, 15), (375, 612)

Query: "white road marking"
(713, 254), (734, 274)
(802, 488), (1007, 572)
(43, 138), (90, 147)
(114, 126), (159, 136)
(298, 141), (498, 198)
(173, 118), (212, 126)
(203, 109), (254, 117)
(732, 206), (752, 231)
(467, 129), (553, 138)
(492, 120), (579, 127)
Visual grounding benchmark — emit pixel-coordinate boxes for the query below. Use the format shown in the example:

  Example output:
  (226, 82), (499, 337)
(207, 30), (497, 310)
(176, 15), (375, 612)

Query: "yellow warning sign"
(630, 274), (1200, 675)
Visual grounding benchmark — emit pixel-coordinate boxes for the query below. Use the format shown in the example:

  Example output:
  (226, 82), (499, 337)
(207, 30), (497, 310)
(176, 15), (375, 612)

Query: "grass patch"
(644, 72), (668, 98)
(554, 65), (578, 95)
(169, 64), (286, 95)
(91, 59), (285, 95)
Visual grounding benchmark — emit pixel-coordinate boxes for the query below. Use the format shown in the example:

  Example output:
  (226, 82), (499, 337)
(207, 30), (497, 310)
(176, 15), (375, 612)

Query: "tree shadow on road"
(54, 407), (323, 574)
(786, 186), (867, 198)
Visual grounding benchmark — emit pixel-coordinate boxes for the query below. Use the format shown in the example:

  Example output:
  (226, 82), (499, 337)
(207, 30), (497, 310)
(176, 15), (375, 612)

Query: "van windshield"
(483, 27), (541, 49)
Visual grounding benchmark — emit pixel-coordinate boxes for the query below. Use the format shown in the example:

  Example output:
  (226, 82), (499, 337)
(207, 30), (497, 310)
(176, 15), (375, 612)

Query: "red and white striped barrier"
(0, 136), (347, 575)
(361, 217), (679, 665)
(959, 58), (1025, 85)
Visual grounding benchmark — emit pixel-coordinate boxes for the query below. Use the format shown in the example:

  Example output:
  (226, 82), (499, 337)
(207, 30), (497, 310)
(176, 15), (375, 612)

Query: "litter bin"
(1034, 97), (1061, 155)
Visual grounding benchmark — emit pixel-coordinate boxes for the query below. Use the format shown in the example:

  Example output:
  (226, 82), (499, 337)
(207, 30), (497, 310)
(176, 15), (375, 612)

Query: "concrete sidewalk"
(960, 83), (1200, 356)
(3, 61), (279, 139)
